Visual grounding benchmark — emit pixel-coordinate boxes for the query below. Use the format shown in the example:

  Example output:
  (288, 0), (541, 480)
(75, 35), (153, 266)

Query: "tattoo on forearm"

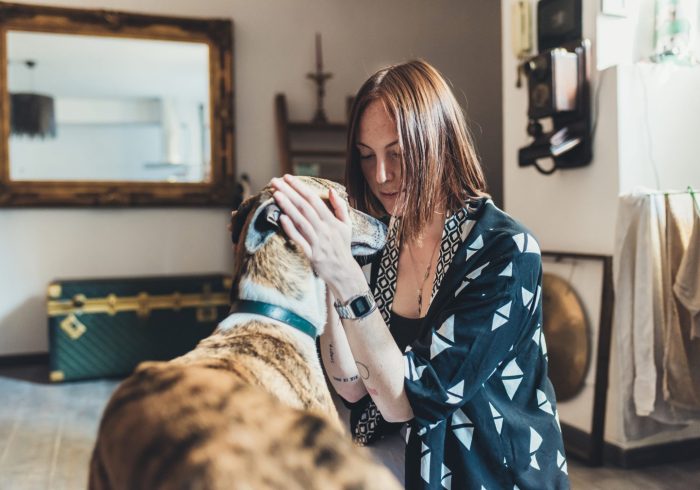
(329, 343), (335, 364)
(332, 375), (359, 383)
(356, 362), (370, 380)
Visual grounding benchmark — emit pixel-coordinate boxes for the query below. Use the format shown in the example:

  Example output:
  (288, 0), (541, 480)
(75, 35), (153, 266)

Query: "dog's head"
(228, 178), (387, 328)
(230, 177), (387, 261)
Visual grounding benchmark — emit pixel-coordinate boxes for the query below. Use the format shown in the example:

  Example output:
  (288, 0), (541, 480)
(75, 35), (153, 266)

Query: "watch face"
(350, 296), (371, 316)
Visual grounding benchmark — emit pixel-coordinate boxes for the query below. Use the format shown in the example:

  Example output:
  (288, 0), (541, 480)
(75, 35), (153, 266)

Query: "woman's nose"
(375, 158), (391, 184)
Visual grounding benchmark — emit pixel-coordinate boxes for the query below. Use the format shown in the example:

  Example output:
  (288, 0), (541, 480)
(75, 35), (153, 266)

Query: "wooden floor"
(1, 363), (699, 489)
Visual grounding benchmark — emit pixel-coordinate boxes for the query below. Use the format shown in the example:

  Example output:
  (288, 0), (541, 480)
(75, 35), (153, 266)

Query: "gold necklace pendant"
(417, 288), (423, 317)
(408, 238), (440, 318)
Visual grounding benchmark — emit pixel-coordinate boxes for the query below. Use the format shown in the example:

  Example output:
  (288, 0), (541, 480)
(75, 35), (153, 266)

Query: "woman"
(271, 60), (568, 490)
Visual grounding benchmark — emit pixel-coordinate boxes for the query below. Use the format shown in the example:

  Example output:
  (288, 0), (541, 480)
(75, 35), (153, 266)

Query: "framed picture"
(541, 251), (614, 466)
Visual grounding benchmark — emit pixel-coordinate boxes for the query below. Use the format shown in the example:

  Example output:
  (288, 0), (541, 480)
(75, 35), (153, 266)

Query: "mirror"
(0, 2), (235, 206)
(9, 32), (211, 183)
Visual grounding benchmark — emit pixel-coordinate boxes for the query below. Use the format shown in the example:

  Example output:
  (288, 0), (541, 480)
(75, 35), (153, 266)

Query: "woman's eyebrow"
(355, 140), (399, 149)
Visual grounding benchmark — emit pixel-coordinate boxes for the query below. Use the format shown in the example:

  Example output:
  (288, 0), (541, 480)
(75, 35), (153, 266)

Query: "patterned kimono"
(349, 198), (569, 490)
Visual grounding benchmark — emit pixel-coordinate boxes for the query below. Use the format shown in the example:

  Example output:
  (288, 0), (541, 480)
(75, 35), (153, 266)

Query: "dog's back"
(89, 349), (399, 489)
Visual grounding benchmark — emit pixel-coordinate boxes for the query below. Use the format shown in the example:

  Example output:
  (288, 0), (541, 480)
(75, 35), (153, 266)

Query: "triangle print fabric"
(440, 463), (452, 489)
(450, 408), (474, 450)
(420, 442), (431, 484)
(348, 199), (569, 490)
(492, 300), (512, 331)
(529, 427), (543, 470)
(445, 380), (465, 405)
(489, 402), (504, 435)
(501, 358), (524, 400)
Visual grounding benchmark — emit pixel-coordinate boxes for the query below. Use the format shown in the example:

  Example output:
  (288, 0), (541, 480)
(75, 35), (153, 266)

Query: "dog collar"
(229, 300), (318, 339)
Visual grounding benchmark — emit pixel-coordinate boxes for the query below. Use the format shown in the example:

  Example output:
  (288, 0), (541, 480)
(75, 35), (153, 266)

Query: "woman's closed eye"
(359, 152), (400, 159)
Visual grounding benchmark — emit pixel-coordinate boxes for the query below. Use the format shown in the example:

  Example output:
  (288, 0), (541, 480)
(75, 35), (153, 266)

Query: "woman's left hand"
(270, 175), (355, 291)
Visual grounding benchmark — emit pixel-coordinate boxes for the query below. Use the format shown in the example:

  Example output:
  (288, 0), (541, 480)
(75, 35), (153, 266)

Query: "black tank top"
(343, 310), (425, 439)
(390, 310), (424, 351)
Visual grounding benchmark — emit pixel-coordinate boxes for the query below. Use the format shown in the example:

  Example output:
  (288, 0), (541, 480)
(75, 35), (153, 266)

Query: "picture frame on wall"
(541, 251), (614, 466)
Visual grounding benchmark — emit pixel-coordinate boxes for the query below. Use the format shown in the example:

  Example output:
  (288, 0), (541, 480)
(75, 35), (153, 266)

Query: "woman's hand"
(270, 175), (356, 294)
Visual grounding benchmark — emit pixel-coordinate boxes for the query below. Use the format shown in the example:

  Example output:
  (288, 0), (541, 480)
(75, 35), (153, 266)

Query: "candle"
(315, 32), (322, 71)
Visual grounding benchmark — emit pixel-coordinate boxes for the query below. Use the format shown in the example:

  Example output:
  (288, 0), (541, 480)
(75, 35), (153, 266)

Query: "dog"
(88, 177), (400, 490)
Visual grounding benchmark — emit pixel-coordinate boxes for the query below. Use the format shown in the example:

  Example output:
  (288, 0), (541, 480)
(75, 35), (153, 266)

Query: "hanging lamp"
(10, 60), (56, 139)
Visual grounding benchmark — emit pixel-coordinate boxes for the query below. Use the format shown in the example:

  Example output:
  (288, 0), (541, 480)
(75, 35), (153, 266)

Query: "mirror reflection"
(8, 31), (211, 183)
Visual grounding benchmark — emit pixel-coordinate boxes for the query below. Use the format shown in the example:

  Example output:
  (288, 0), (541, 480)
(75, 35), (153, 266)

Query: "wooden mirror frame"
(0, 2), (235, 207)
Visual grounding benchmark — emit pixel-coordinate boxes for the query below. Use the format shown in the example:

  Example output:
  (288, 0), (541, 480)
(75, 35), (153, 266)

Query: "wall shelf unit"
(274, 93), (348, 183)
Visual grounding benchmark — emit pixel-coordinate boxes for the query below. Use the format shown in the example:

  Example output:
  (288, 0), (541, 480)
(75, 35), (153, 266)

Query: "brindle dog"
(88, 178), (400, 490)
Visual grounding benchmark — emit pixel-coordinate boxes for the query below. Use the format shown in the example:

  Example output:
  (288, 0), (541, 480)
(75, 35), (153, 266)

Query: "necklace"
(406, 236), (441, 317)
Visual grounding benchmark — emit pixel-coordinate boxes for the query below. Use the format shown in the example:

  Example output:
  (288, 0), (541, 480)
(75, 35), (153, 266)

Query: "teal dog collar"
(229, 300), (317, 339)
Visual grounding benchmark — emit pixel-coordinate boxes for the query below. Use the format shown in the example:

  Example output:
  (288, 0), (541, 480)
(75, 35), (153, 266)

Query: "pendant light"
(10, 60), (56, 139)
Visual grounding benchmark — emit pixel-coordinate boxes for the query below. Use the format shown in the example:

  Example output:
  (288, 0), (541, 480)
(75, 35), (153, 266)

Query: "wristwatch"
(333, 290), (377, 320)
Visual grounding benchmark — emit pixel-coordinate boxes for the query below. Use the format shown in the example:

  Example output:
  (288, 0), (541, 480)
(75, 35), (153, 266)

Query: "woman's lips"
(380, 190), (399, 197)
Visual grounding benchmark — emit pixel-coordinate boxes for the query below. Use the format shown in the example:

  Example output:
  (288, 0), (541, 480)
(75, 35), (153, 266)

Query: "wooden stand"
(274, 94), (347, 183)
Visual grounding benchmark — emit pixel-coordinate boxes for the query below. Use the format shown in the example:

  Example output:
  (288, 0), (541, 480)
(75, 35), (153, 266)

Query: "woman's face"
(356, 100), (404, 216)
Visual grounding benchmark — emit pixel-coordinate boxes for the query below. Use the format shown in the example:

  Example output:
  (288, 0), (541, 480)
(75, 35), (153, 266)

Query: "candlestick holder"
(306, 32), (333, 124)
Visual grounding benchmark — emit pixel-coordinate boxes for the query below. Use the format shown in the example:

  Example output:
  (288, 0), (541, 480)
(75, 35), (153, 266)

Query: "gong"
(542, 273), (590, 401)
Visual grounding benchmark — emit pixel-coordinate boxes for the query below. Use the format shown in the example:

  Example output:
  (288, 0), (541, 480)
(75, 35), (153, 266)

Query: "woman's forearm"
(330, 267), (414, 423)
(320, 290), (368, 403)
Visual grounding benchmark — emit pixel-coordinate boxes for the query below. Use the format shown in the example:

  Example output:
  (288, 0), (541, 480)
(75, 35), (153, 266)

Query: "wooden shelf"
(290, 149), (345, 158)
(275, 93), (348, 181)
(288, 122), (346, 132)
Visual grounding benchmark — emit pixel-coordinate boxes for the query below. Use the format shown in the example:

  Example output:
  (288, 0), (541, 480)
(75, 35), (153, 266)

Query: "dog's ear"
(244, 198), (282, 254)
(230, 196), (257, 245)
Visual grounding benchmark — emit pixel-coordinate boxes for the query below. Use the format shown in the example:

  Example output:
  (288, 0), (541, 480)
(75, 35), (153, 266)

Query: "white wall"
(0, 209), (232, 354)
(617, 62), (700, 193)
(502, 0), (619, 255)
(502, 0), (700, 449)
(0, 0), (503, 355)
(597, 0), (700, 70)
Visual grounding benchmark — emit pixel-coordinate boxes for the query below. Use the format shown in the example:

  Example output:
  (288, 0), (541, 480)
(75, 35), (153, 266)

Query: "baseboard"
(563, 422), (700, 468)
(603, 437), (700, 468)
(0, 352), (49, 366)
(561, 423), (596, 462)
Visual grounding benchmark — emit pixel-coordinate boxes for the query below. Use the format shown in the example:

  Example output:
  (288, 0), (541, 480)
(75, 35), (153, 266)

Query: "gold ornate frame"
(0, 2), (235, 207)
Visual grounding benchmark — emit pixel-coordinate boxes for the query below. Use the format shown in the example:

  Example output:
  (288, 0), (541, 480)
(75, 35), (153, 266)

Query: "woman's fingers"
(329, 188), (351, 224)
(279, 214), (312, 257)
(282, 174), (335, 220)
(271, 177), (324, 227)
(272, 189), (319, 245)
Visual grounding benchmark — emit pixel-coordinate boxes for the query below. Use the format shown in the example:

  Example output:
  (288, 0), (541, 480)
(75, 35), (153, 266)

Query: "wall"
(0, 0), (503, 355)
(501, 0), (619, 255)
(617, 62), (700, 193)
(502, 0), (700, 449)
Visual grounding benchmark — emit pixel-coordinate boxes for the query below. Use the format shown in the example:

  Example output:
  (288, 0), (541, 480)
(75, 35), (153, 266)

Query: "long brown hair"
(345, 59), (488, 243)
